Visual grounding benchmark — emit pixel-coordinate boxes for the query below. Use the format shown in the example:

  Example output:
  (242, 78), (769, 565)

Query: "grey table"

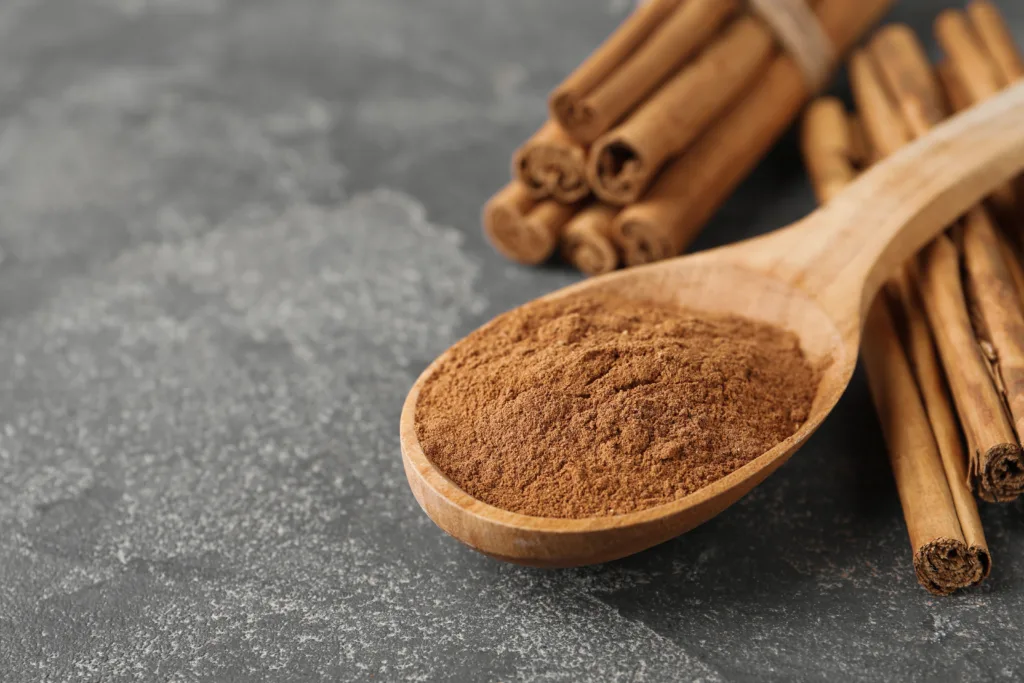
(1, 1), (1023, 681)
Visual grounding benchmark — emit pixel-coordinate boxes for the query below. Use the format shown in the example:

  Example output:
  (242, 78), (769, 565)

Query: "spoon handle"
(782, 80), (1024, 330)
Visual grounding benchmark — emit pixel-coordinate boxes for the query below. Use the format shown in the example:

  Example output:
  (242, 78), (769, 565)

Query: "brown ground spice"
(415, 293), (820, 518)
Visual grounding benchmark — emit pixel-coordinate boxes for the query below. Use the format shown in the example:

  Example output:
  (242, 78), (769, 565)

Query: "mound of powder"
(415, 293), (820, 518)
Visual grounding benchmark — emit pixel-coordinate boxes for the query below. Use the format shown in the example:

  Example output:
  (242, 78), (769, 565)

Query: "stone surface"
(0, 0), (1023, 681)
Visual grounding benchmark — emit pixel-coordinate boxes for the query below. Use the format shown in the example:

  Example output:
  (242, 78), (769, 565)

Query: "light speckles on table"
(0, 0), (1023, 681)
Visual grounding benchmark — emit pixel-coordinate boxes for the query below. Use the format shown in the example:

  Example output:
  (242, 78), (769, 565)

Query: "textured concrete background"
(0, 0), (1023, 681)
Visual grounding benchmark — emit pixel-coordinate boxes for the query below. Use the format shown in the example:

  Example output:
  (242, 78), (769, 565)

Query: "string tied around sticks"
(628, 0), (838, 91)
(747, 0), (837, 92)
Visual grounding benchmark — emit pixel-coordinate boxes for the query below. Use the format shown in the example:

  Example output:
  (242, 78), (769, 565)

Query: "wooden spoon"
(400, 82), (1024, 568)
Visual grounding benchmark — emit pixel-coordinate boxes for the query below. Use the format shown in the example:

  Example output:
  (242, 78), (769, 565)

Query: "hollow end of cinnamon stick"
(587, 135), (649, 206)
(550, 93), (601, 145)
(547, 0), (685, 142)
(561, 204), (619, 276)
(482, 185), (555, 266)
(564, 235), (617, 276)
(513, 125), (590, 203)
(913, 538), (987, 596)
(610, 214), (674, 266)
(975, 442), (1024, 502)
(554, 0), (738, 146)
(971, 543), (993, 581)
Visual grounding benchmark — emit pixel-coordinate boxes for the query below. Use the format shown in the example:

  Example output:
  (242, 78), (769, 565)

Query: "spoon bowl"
(401, 255), (850, 566)
(400, 82), (1024, 567)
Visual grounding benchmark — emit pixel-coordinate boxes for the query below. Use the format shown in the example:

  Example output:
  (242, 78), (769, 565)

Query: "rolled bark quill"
(560, 204), (620, 276)
(935, 9), (1003, 101)
(916, 240), (1024, 502)
(868, 26), (947, 136)
(800, 97), (860, 204)
(864, 40), (987, 568)
(941, 57), (1024, 306)
(482, 182), (577, 266)
(889, 273), (991, 592)
(588, 0), (841, 205)
(948, 1), (1024, 239)
(513, 122), (590, 203)
(609, 0), (893, 267)
(610, 60), (804, 265)
(966, 0), (1024, 84)
(848, 51), (911, 158)
(935, 7), (1019, 223)
(994, 221), (1024, 307)
(961, 207), (1024, 440)
(550, 0), (738, 145)
(816, 43), (990, 586)
(587, 14), (778, 205)
(852, 26), (1024, 502)
(934, 11), (1024, 449)
(863, 295), (989, 595)
(548, 0), (682, 123)
(937, 60), (971, 113)
(800, 101), (989, 595)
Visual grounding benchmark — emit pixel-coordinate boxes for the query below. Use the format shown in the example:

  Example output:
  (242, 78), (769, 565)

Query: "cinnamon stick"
(847, 115), (871, 167)
(849, 50), (911, 157)
(482, 182), (577, 265)
(609, 0), (894, 266)
(995, 231), (1024, 307)
(513, 122), (590, 203)
(936, 59), (972, 112)
(609, 57), (802, 265)
(800, 97), (859, 204)
(863, 294), (989, 595)
(935, 10), (1024, 446)
(548, 0), (683, 137)
(961, 0), (1024, 238)
(587, 14), (776, 205)
(916, 239), (1024, 502)
(935, 9), (1004, 100)
(551, 0), (738, 145)
(868, 25), (947, 135)
(865, 49), (988, 567)
(935, 8), (1019, 222)
(560, 204), (620, 276)
(801, 103), (989, 594)
(966, 0), (1024, 85)
(940, 56), (1024, 307)
(888, 272), (991, 590)
(961, 206), (1024, 443)
(852, 27), (1024, 502)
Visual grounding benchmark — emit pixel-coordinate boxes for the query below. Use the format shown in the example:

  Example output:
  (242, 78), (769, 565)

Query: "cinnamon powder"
(415, 293), (819, 518)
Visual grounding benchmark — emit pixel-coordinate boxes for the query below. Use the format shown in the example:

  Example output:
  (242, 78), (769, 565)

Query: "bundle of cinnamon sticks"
(485, 0), (893, 276)
(801, 1), (1024, 596)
